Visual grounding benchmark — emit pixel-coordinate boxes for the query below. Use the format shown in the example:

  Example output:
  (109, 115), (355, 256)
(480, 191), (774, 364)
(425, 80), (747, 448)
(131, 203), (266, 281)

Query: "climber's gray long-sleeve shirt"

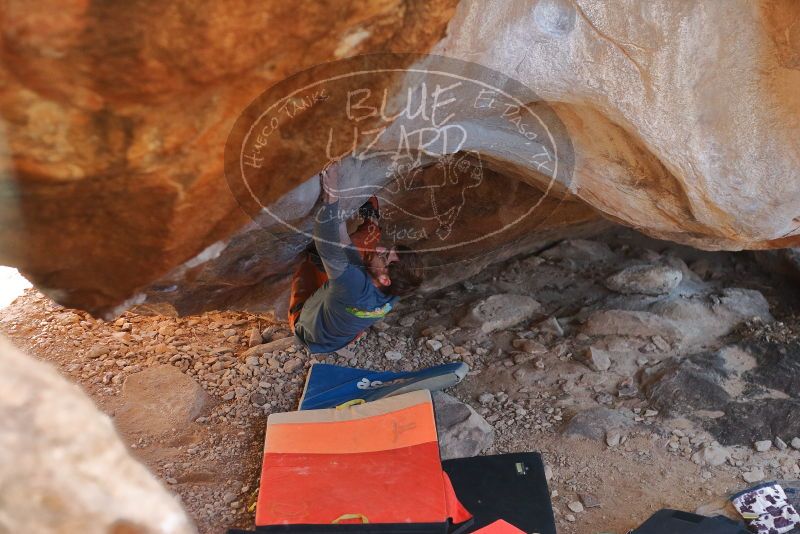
(294, 201), (396, 353)
(312, 200), (362, 276)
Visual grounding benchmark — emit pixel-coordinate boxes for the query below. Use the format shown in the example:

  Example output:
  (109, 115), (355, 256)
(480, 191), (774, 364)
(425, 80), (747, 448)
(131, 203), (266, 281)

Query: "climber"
(288, 160), (424, 354)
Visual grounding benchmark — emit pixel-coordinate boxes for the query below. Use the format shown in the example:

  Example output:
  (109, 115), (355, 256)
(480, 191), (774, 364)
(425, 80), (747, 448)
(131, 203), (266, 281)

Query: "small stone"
(478, 392), (494, 405)
(165, 477), (178, 485)
(426, 339), (443, 351)
(754, 440), (772, 452)
(644, 409), (658, 417)
(595, 392), (613, 405)
(399, 315), (416, 327)
(512, 368), (528, 381)
(87, 346), (109, 359)
(568, 501), (584, 514)
(283, 358), (303, 373)
(606, 431), (621, 447)
(791, 437), (800, 450)
(605, 264), (682, 296)
(245, 355), (260, 367)
(742, 468), (765, 483)
(539, 317), (564, 337)
(249, 392), (267, 406)
(582, 346), (611, 372)
(248, 328), (262, 347)
(512, 338), (547, 354)
(652, 335), (670, 351)
(691, 443), (729, 467)
(421, 325), (446, 337)
(111, 331), (130, 342)
(385, 350), (403, 361)
(579, 493), (600, 509)
(775, 437), (788, 451)
(372, 321), (390, 332)
(222, 391), (235, 401)
(544, 464), (553, 481)
(512, 352), (530, 365)
(565, 514), (576, 522)
(441, 345), (454, 357)
(223, 491), (237, 504)
(261, 326), (276, 342)
(272, 330), (292, 341)
(617, 378), (638, 398)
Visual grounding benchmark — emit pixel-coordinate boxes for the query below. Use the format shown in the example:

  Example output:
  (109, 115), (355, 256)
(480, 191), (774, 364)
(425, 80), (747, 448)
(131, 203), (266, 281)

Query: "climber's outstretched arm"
(314, 161), (353, 279)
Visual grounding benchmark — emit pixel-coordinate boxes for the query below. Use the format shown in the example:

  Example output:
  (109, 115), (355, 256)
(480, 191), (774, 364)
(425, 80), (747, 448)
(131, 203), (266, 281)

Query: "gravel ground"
(2, 228), (800, 533)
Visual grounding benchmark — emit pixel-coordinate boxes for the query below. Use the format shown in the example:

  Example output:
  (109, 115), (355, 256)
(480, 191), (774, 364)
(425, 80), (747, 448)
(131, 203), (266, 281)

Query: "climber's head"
(367, 244), (423, 296)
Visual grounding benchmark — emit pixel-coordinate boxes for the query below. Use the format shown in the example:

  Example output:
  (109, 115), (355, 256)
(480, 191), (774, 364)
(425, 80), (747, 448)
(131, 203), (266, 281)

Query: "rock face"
(0, 336), (194, 533)
(459, 294), (542, 333)
(641, 354), (732, 416)
(116, 365), (209, 436)
(582, 287), (773, 349)
(583, 310), (683, 342)
(605, 265), (683, 296)
(541, 239), (615, 263)
(699, 338), (800, 446)
(562, 407), (635, 443)
(432, 391), (495, 460)
(2, 0), (800, 316)
(438, 0), (800, 250)
(0, 0), (465, 317)
(638, 339), (800, 447)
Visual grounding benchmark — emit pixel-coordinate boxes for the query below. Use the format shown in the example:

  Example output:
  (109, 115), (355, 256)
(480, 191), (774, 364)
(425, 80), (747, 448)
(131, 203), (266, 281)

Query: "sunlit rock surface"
(0, 0), (461, 316)
(436, 0), (800, 250)
(0, 336), (194, 533)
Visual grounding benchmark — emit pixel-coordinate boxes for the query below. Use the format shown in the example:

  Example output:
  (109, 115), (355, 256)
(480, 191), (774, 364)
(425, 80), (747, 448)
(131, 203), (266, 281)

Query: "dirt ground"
(2, 228), (800, 534)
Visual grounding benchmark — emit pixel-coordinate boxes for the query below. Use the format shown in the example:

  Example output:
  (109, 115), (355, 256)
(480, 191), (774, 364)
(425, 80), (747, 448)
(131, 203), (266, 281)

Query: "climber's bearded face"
(367, 246), (399, 287)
